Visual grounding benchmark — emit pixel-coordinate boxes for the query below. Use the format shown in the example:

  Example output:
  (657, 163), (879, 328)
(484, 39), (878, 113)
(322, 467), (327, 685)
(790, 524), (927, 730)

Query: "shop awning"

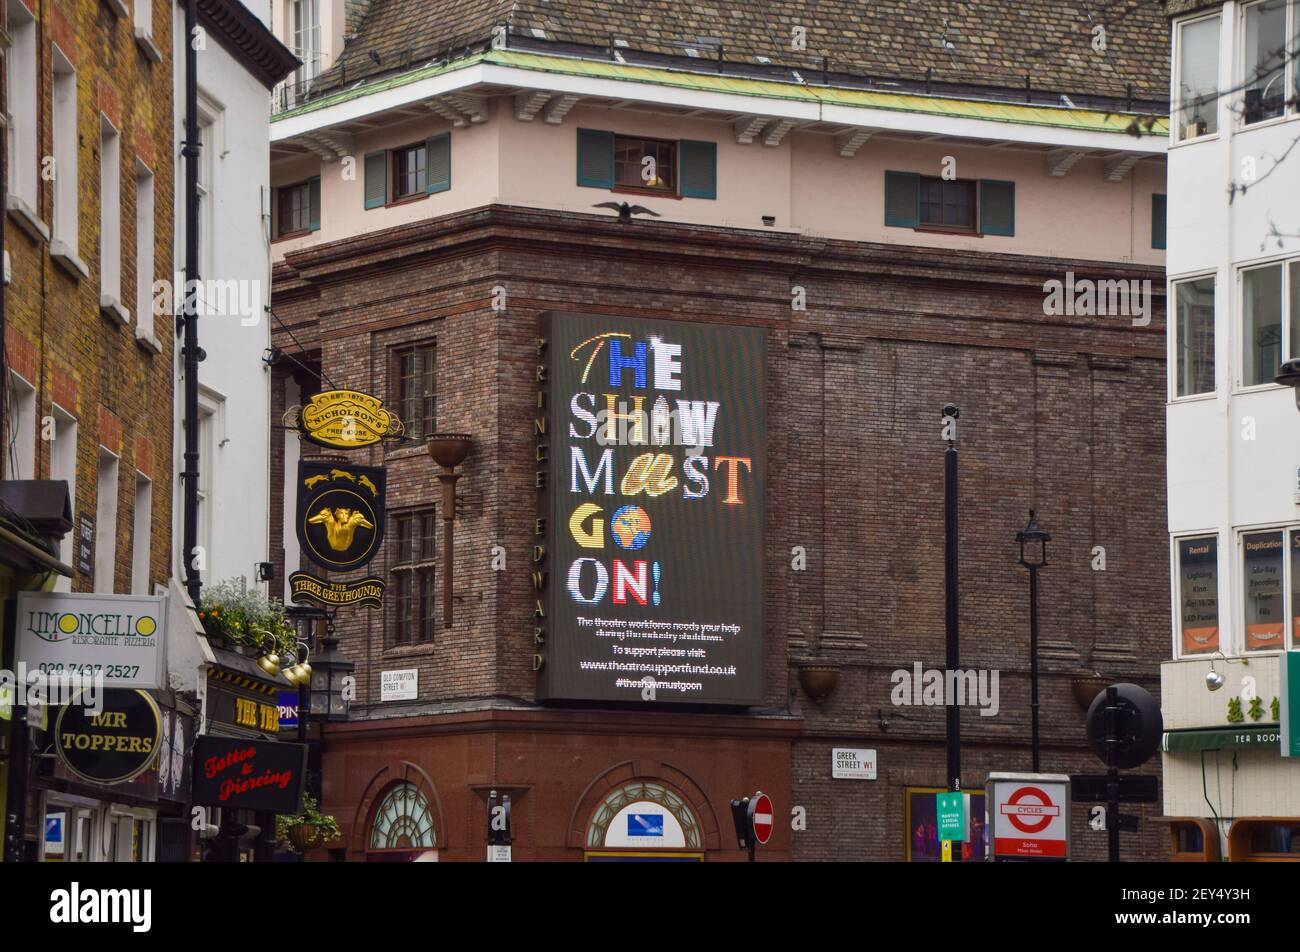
(1163, 726), (1282, 753)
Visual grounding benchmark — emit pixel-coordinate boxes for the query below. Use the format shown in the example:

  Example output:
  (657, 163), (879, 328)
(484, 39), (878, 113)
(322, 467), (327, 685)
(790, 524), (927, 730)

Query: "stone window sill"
(134, 28), (162, 63)
(100, 294), (131, 326)
(135, 323), (162, 354)
(7, 195), (50, 243)
(50, 240), (89, 280)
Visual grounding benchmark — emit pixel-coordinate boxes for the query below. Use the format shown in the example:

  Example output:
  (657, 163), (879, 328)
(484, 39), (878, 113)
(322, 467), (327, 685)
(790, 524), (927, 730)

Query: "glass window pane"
(1179, 536), (1219, 654)
(1175, 276), (1216, 396)
(1292, 262), (1300, 362)
(1244, 531), (1285, 651)
(1178, 16), (1220, 139)
(1243, 1), (1287, 124)
(1243, 265), (1283, 386)
(1292, 531), (1300, 649)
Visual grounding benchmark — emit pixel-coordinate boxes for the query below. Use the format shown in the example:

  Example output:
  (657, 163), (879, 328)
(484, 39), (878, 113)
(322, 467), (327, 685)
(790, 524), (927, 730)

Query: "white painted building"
(170, 0), (297, 601)
(1163, 0), (1300, 862)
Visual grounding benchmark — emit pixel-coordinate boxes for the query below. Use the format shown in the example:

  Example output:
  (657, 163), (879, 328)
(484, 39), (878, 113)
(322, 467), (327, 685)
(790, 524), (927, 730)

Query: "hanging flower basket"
(286, 823), (321, 852)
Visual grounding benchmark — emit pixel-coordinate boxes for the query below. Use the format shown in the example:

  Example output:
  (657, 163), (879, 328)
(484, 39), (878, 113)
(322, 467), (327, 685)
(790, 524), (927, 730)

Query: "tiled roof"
(313, 0), (1170, 105)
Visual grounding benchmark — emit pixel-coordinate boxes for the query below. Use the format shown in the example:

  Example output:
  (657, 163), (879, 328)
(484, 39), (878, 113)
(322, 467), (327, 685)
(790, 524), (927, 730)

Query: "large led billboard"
(535, 312), (765, 705)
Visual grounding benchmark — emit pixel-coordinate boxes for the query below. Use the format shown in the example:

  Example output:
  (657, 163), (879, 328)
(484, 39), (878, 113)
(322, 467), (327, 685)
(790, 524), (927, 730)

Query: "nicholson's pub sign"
(297, 389), (402, 449)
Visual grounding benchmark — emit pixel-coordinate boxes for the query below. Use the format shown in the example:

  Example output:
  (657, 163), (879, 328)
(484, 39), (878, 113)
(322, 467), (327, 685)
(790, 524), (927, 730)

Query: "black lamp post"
(309, 621), (355, 722)
(1016, 509), (1050, 773)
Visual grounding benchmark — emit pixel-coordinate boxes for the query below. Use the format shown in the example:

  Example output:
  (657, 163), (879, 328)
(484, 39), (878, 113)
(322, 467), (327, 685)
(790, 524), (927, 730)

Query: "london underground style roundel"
(296, 460), (386, 571)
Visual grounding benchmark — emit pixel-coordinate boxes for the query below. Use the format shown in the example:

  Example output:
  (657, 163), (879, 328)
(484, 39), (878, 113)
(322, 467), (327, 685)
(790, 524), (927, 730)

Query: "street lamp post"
(1016, 510), (1050, 773)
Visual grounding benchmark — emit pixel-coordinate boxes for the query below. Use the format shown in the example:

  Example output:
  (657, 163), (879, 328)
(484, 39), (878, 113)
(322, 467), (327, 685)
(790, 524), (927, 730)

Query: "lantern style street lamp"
(309, 624), (355, 722)
(1016, 509), (1050, 772)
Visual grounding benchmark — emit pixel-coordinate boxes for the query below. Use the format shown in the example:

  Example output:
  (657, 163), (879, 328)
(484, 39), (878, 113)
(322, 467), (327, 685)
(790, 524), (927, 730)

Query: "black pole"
(1104, 685), (1120, 862)
(181, 0), (203, 606)
(943, 405), (961, 792)
(1029, 564), (1040, 772)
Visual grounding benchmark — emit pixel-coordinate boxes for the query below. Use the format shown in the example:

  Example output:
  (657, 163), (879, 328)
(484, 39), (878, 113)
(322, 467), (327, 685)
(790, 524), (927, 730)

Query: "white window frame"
(95, 446), (120, 593)
(50, 406), (78, 593)
(1235, 523), (1300, 655)
(1169, 270), (1219, 402)
(1235, 254), (1299, 392)
(1237, 0), (1300, 130)
(131, 472), (153, 595)
(135, 159), (156, 340)
(5, 0), (39, 212)
(39, 793), (101, 863)
(99, 115), (128, 322)
(292, 0), (322, 84)
(50, 44), (85, 274)
(1172, 11), (1223, 144)
(6, 370), (37, 480)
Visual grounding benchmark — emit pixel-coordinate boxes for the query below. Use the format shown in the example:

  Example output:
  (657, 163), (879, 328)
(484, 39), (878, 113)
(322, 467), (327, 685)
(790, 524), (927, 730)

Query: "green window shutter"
(364, 150), (387, 209)
(427, 133), (451, 194)
(679, 139), (717, 199)
(308, 176), (321, 231)
(576, 128), (614, 188)
(884, 171), (919, 228)
(1152, 194), (1167, 249)
(979, 180), (1015, 236)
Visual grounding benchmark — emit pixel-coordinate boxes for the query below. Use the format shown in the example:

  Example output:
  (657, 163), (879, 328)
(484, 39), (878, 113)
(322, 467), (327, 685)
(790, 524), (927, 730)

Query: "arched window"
(585, 781), (703, 859)
(369, 782), (436, 852)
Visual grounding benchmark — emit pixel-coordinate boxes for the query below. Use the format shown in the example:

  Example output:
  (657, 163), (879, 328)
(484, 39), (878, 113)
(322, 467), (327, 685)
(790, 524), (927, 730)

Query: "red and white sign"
(992, 779), (1068, 859)
(749, 792), (774, 845)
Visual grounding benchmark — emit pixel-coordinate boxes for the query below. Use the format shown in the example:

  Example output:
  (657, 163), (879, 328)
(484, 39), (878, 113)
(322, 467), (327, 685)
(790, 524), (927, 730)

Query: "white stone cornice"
(1046, 149), (1087, 176)
(542, 94), (581, 124)
(1103, 153), (1141, 181)
(762, 118), (798, 146)
(514, 89), (552, 121)
(734, 115), (768, 144)
(834, 128), (874, 157)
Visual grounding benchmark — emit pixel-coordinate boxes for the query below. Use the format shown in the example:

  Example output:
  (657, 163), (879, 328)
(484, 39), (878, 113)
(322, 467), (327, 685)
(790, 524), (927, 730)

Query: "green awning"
(1163, 726), (1283, 752)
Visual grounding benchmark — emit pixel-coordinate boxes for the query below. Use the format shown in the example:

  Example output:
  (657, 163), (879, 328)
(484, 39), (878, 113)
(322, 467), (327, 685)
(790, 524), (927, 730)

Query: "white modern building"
(170, 0), (297, 598)
(1163, 0), (1300, 862)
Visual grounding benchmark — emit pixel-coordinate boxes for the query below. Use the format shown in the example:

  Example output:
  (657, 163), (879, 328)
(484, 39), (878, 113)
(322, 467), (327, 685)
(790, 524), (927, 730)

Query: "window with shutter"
(308, 176), (321, 231)
(364, 150), (387, 209)
(978, 180), (1015, 236)
(1152, 194), (1167, 250)
(576, 128), (615, 188)
(427, 133), (451, 194)
(679, 140), (716, 199)
(884, 171), (920, 228)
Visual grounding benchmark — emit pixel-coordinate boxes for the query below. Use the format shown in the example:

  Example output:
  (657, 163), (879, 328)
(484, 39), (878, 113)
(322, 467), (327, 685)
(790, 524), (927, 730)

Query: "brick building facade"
(3, 0), (174, 590)
(270, 204), (1169, 860)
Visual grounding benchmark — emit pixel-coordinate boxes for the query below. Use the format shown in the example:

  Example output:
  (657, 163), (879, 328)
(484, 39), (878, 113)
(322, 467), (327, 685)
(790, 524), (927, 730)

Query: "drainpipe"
(181, 0), (202, 606)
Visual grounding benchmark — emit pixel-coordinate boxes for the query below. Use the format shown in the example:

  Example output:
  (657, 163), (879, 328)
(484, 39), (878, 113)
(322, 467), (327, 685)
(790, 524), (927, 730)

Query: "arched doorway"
(583, 780), (705, 862)
(366, 782), (438, 862)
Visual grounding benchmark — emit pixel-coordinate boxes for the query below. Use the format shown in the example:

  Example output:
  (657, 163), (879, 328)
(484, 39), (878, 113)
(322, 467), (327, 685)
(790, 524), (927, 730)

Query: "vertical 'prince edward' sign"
(535, 313), (765, 705)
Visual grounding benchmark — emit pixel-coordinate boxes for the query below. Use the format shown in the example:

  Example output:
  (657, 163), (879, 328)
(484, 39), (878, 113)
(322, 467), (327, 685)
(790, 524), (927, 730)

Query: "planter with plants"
(197, 579), (297, 658)
(277, 794), (342, 854)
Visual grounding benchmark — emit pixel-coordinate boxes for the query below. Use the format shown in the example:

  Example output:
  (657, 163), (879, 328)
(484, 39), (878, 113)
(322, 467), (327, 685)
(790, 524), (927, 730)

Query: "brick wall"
(3, 0), (175, 593)
(273, 204), (1169, 859)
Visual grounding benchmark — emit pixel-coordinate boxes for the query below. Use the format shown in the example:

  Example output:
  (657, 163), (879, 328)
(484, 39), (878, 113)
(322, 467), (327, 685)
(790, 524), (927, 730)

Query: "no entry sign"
(987, 773), (1070, 861)
(748, 793), (774, 845)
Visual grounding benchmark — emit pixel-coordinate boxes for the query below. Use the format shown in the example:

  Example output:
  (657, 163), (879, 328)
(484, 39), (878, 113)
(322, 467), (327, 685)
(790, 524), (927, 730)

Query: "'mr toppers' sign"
(535, 312), (765, 705)
(15, 592), (164, 690)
